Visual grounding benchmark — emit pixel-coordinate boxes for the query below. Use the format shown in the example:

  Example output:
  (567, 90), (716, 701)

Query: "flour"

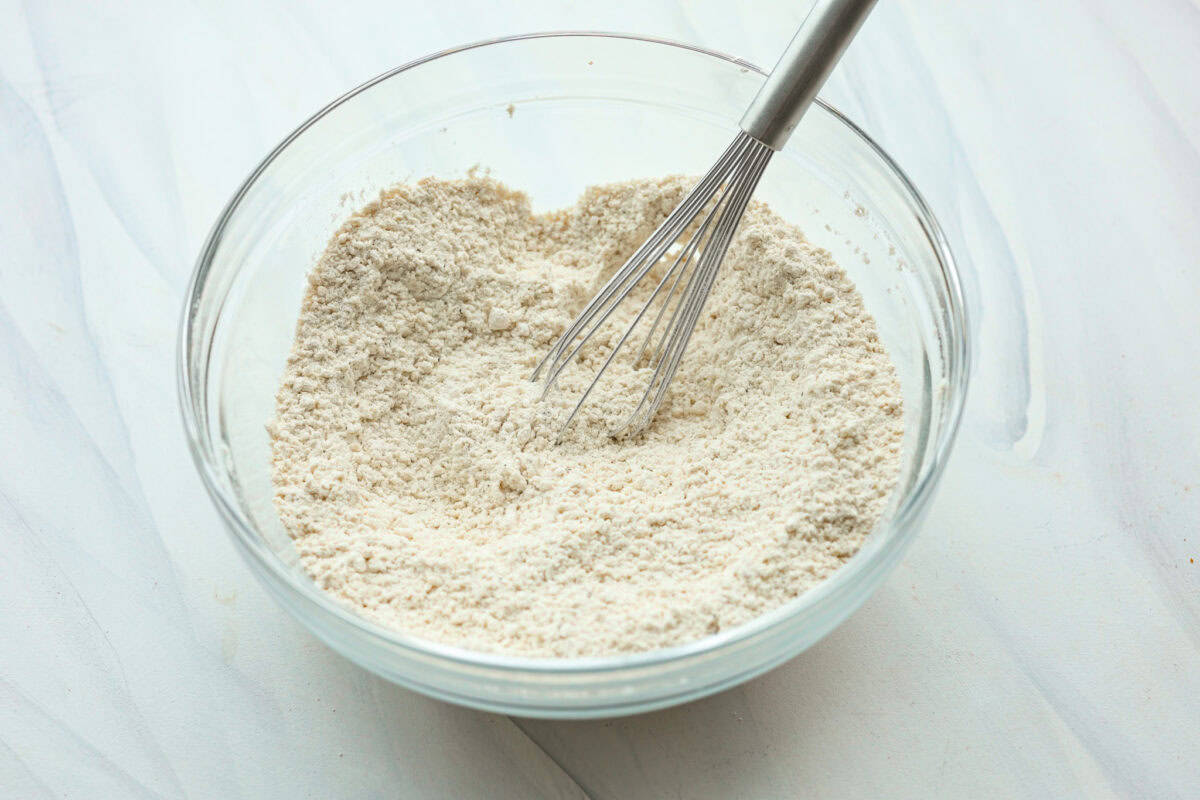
(269, 175), (903, 657)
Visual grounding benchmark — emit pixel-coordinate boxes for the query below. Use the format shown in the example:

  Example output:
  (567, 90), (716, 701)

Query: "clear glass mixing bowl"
(178, 33), (968, 718)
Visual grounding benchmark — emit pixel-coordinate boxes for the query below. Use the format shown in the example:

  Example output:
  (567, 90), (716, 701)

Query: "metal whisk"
(533, 0), (877, 437)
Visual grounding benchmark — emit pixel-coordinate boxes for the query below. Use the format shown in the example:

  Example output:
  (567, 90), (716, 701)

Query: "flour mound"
(269, 175), (903, 657)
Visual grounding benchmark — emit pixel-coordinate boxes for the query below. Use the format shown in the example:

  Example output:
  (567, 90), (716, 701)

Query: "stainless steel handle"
(739, 0), (877, 150)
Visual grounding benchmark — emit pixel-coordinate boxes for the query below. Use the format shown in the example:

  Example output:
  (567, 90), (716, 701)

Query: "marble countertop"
(2, 1), (1197, 797)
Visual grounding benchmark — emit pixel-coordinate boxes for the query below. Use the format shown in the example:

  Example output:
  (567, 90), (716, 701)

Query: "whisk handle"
(739, 0), (877, 150)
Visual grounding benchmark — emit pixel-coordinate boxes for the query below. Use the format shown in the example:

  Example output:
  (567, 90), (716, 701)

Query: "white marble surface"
(2, 1), (1198, 797)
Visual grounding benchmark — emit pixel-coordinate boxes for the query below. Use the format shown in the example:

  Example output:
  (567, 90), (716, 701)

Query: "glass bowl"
(178, 32), (968, 718)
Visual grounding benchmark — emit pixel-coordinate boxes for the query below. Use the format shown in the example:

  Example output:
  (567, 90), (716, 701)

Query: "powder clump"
(270, 175), (903, 657)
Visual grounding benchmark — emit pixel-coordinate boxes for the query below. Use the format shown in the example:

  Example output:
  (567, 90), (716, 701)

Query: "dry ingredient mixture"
(269, 175), (903, 657)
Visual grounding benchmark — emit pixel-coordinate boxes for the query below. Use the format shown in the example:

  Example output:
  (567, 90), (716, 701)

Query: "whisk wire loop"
(622, 144), (772, 435)
(531, 0), (877, 438)
(531, 134), (755, 392)
(533, 131), (774, 439)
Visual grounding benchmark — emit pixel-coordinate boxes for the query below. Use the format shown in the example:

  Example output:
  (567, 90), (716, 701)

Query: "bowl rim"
(177, 30), (970, 674)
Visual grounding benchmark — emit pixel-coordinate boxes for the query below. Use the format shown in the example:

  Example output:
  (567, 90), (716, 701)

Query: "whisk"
(532, 0), (877, 438)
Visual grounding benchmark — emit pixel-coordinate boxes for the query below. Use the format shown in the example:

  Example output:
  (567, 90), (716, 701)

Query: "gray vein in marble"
(0, 495), (188, 797)
(2, 680), (170, 799)
(0, 738), (59, 800)
(877, 2), (1039, 450)
(22, 0), (187, 281)
(510, 719), (596, 800)
(964, 581), (1177, 800)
